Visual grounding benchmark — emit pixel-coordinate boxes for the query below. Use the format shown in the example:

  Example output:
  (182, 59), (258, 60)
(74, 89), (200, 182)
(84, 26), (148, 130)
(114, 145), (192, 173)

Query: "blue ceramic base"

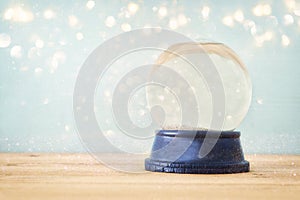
(145, 130), (249, 174)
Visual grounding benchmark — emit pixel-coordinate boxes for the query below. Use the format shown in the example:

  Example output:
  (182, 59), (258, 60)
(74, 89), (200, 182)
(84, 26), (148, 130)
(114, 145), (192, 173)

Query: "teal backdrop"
(0, 0), (299, 153)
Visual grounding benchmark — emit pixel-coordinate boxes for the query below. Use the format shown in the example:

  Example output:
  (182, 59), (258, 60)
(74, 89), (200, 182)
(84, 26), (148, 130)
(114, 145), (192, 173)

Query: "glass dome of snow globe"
(145, 41), (252, 174)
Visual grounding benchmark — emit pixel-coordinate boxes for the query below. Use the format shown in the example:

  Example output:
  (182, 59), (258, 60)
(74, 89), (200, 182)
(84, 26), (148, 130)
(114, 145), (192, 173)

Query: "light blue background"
(0, 0), (299, 153)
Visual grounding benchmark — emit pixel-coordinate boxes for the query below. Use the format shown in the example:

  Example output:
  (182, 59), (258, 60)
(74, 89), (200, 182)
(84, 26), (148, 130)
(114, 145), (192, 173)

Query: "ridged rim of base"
(156, 130), (240, 138)
(145, 158), (249, 174)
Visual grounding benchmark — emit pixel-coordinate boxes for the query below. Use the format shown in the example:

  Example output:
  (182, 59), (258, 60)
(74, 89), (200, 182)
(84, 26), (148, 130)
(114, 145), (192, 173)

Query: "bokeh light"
(0, 0), (299, 154)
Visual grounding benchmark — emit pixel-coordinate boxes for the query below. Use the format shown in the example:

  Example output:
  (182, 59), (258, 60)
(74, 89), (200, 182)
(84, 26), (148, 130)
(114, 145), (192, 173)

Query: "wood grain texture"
(0, 154), (299, 200)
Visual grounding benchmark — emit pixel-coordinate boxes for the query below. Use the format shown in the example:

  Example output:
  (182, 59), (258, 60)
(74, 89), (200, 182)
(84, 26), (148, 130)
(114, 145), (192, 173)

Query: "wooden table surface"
(0, 153), (299, 199)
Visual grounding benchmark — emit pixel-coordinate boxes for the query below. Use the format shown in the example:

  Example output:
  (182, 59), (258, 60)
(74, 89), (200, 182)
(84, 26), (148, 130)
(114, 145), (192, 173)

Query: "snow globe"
(145, 42), (252, 174)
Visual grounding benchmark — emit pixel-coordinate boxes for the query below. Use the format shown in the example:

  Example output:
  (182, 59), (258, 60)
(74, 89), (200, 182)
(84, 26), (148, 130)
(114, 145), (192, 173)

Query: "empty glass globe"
(146, 42), (252, 131)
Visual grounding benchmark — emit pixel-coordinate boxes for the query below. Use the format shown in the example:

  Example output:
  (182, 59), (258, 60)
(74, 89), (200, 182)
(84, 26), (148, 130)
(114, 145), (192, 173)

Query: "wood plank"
(0, 154), (299, 199)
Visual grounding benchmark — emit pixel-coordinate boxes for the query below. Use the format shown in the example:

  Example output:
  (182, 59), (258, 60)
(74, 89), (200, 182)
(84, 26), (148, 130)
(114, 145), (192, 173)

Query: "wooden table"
(0, 154), (299, 199)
